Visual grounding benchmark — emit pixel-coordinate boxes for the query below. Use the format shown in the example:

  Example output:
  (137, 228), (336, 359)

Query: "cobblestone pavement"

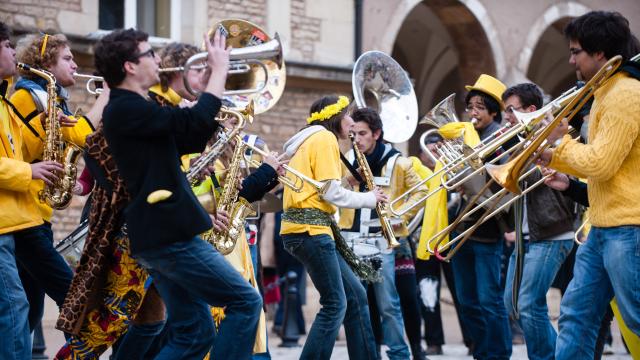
(42, 283), (632, 359)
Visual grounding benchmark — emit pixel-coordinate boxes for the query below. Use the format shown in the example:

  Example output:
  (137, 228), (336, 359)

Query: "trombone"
(430, 54), (626, 261)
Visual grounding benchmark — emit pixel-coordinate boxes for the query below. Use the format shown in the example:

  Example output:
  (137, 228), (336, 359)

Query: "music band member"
(501, 83), (576, 360)
(95, 28), (262, 359)
(451, 74), (512, 360)
(339, 107), (427, 360)
(280, 95), (386, 359)
(0, 21), (61, 360)
(537, 11), (640, 359)
(9, 32), (108, 333)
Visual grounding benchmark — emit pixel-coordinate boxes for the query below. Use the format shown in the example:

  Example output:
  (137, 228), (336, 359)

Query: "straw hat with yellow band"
(464, 74), (506, 110)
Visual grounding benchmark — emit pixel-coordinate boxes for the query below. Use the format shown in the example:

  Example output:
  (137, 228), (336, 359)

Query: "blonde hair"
(16, 33), (69, 78)
(158, 42), (199, 92)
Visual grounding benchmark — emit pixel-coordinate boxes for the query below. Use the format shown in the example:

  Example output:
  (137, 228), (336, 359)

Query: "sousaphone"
(352, 51), (418, 143)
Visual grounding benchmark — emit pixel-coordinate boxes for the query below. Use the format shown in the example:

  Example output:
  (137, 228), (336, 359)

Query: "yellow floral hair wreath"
(306, 96), (350, 124)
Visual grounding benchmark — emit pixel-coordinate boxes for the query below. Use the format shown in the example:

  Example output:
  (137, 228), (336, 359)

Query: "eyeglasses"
(132, 48), (155, 60)
(569, 48), (584, 57)
(505, 105), (524, 114)
(465, 104), (487, 113)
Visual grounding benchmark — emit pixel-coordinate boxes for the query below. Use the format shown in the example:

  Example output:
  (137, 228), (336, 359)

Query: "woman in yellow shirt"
(280, 95), (386, 359)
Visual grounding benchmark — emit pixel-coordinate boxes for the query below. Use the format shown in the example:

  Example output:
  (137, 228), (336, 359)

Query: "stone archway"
(388, 0), (499, 155)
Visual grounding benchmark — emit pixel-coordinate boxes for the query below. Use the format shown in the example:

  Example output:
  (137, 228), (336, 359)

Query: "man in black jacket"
(501, 83), (576, 360)
(95, 29), (262, 360)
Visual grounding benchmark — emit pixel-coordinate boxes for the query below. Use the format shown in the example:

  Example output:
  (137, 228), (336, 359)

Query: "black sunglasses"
(132, 48), (155, 60)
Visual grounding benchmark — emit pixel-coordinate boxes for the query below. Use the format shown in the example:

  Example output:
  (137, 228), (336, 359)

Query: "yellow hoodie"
(0, 79), (43, 234)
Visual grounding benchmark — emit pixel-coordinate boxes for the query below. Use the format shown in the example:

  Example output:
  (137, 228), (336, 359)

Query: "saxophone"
(204, 134), (256, 255)
(349, 133), (400, 249)
(17, 63), (82, 209)
(186, 101), (254, 187)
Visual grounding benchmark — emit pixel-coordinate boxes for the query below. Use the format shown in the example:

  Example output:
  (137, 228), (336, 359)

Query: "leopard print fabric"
(56, 127), (132, 334)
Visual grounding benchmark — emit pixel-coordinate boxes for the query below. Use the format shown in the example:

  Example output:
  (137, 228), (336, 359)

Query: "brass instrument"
(486, 55), (624, 194)
(348, 133), (400, 249)
(186, 101), (254, 186)
(73, 73), (104, 95)
(352, 51), (418, 143)
(183, 19), (285, 114)
(205, 135), (256, 255)
(18, 63), (82, 209)
(239, 140), (305, 193)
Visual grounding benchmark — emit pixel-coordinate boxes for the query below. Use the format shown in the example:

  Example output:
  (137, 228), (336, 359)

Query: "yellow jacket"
(339, 154), (427, 237)
(0, 80), (43, 234)
(10, 87), (94, 221)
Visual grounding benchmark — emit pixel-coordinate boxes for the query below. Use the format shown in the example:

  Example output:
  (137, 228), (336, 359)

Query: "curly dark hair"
(351, 107), (384, 141)
(564, 11), (632, 61)
(0, 22), (11, 43)
(307, 95), (353, 137)
(502, 83), (543, 110)
(94, 28), (149, 87)
(158, 42), (199, 92)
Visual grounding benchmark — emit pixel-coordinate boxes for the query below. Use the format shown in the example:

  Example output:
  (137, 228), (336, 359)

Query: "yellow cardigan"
(549, 72), (640, 227)
(0, 80), (43, 234)
(10, 88), (94, 221)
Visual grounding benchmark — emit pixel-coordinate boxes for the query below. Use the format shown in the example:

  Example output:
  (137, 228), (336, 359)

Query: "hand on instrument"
(58, 113), (78, 127)
(211, 209), (230, 232)
(536, 148), (554, 167)
(263, 151), (284, 171)
(542, 168), (569, 191)
(546, 117), (569, 144)
(72, 181), (84, 195)
(31, 161), (63, 186)
(371, 187), (389, 203)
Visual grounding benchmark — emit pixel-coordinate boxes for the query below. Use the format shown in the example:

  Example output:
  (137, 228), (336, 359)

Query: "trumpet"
(74, 73), (104, 95)
(239, 140), (305, 193)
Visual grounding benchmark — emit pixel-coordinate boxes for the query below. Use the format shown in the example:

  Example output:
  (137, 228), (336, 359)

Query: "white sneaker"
(603, 343), (614, 355)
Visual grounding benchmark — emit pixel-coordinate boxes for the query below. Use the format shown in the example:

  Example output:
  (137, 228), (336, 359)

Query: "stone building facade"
(1, 0), (639, 239)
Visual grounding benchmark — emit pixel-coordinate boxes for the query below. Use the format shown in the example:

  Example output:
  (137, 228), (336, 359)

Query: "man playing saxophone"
(8, 32), (109, 335)
(339, 107), (427, 360)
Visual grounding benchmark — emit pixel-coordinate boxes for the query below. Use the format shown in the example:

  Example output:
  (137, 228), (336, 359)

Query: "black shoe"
(411, 343), (428, 360)
(425, 344), (443, 355)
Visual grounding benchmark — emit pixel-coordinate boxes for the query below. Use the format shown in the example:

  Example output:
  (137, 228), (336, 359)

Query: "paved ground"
(42, 279), (632, 359)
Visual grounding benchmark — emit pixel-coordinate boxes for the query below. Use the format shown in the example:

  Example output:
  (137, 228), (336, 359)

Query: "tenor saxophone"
(17, 63), (82, 209)
(204, 135), (256, 255)
(349, 133), (400, 249)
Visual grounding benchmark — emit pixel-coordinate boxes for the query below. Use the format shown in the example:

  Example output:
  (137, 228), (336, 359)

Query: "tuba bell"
(352, 51), (418, 143)
(182, 19), (286, 114)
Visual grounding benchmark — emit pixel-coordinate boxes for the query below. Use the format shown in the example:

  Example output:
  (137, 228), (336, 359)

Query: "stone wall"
(0, 0), (82, 32)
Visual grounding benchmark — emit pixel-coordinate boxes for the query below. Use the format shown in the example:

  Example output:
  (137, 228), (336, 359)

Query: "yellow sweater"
(549, 72), (640, 227)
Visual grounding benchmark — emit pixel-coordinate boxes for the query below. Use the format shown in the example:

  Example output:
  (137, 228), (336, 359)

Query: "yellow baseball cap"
(465, 74), (506, 110)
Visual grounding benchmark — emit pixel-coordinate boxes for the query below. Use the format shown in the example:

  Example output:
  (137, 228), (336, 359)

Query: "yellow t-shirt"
(280, 130), (341, 238)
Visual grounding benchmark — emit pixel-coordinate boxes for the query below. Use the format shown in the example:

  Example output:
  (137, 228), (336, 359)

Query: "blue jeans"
(282, 233), (377, 360)
(0, 234), (31, 360)
(451, 240), (512, 360)
(556, 226), (640, 359)
(370, 252), (410, 360)
(504, 239), (574, 360)
(134, 236), (263, 360)
(13, 222), (73, 331)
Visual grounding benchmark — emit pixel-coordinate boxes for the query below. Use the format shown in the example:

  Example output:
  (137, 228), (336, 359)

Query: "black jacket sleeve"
(563, 179), (589, 207)
(239, 163), (279, 203)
